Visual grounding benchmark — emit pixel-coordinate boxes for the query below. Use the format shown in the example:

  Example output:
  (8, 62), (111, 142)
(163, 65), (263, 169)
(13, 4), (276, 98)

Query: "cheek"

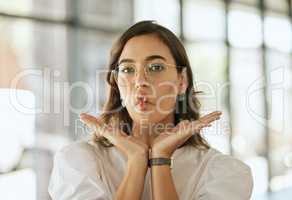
(118, 85), (132, 103)
(155, 83), (179, 113)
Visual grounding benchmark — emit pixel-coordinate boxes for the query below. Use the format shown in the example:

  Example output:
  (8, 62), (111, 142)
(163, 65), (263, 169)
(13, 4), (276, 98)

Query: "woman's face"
(117, 34), (187, 124)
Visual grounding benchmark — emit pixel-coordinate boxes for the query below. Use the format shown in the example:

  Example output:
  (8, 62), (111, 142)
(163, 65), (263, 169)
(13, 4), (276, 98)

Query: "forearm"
(113, 159), (147, 200)
(151, 164), (179, 200)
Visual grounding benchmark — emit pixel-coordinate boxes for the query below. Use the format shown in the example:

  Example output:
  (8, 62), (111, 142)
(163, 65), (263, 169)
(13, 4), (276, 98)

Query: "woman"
(48, 21), (253, 200)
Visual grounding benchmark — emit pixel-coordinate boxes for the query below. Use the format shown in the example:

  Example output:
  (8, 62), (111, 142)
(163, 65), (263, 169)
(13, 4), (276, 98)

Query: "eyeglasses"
(111, 62), (185, 85)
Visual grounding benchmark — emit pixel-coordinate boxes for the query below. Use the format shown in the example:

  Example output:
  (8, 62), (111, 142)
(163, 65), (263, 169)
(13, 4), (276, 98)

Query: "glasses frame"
(111, 63), (186, 84)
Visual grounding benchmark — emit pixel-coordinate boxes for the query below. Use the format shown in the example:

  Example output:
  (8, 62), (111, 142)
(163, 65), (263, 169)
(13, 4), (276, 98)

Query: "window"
(228, 4), (262, 48)
(265, 13), (292, 53)
(186, 43), (229, 153)
(0, 1), (133, 199)
(1, 0), (292, 199)
(134, 0), (180, 35)
(183, 0), (225, 41)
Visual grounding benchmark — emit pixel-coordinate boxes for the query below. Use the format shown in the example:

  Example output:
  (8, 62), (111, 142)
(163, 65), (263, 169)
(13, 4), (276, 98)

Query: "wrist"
(127, 156), (148, 171)
(148, 157), (173, 168)
(150, 149), (171, 159)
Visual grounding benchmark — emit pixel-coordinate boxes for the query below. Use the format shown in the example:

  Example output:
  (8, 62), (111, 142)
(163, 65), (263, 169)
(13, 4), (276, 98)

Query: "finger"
(80, 113), (102, 126)
(187, 121), (211, 135)
(79, 114), (101, 132)
(119, 130), (128, 137)
(79, 114), (120, 140)
(114, 128), (128, 137)
(201, 114), (221, 124)
(199, 111), (221, 121)
(196, 122), (211, 130)
(199, 111), (222, 124)
(176, 123), (196, 143)
(127, 135), (138, 142)
(171, 121), (194, 141)
(104, 123), (134, 147)
(106, 122), (127, 137)
(172, 120), (190, 133)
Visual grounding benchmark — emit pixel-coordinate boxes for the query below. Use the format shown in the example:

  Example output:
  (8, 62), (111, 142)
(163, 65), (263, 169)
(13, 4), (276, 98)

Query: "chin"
(129, 110), (173, 125)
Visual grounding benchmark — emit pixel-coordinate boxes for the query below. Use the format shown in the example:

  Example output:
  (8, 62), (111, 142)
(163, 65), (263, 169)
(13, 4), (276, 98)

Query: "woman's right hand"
(79, 113), (149, 168)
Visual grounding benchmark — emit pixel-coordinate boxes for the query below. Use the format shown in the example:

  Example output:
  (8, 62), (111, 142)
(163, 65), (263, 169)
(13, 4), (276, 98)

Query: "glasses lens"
(115, 64), (136, 86)
(146, 63), (168, 81)
(114, 63), (176, 85)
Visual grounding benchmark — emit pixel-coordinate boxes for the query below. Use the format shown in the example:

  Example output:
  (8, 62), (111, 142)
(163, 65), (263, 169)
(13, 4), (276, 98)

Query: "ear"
(178, 68), (188, 94)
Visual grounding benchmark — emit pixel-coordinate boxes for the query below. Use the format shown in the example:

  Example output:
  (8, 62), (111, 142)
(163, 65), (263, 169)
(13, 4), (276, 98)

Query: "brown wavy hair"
(93, 20), (209, 150)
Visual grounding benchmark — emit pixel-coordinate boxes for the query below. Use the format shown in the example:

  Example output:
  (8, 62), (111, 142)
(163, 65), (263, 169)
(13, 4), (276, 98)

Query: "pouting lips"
(135, 96), (150, 111)
(135, 96), (148, 105)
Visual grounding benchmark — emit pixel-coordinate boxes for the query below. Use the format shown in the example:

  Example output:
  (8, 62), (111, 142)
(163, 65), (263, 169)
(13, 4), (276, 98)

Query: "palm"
(150, 123), (191, 157)
(151, 133), (179, 150)
(80, 113), (149, 159)
(123, 136), (149, 153)
(151, 111), (222, 157)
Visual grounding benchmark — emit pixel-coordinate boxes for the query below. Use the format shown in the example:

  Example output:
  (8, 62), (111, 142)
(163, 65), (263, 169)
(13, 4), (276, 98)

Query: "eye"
(118, 64), (135, 74)
(148, 63), (166, 72)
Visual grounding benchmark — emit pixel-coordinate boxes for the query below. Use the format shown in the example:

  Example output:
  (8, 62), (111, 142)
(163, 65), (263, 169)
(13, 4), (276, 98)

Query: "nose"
(134, 67), (149, 88)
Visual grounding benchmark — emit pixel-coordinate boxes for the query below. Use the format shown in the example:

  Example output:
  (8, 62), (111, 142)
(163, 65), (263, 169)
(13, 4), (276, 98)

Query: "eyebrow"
(118, 55), (166, 65)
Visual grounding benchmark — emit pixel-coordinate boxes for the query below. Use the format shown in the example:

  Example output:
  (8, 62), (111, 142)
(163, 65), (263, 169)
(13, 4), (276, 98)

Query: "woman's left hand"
(150, 111), (222, 158)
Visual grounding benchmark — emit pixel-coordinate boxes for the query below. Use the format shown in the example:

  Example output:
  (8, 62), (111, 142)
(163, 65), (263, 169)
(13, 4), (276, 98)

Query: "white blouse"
(48, 140), (253, 200)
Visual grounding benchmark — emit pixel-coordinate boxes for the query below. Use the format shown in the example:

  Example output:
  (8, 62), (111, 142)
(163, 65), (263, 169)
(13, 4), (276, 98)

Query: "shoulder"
(55, 140), (97, 160)
(53, 140), (105, 174)
(49, 141), (113, 199)
(199, 148), (253, 199)
(182, 146), (252, 175)
(207, 148), (252, 179)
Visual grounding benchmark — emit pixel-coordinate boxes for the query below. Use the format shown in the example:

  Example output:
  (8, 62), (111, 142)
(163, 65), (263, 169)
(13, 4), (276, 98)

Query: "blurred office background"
(0, 0), (292, 199)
